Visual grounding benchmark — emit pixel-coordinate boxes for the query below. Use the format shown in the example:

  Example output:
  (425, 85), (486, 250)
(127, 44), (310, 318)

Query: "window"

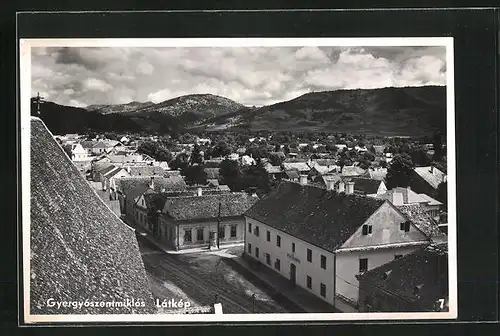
(307, 248), (312, 262)
(275, 258), (281, 271)
(292, 242), (296, 253)
(266, 253), (271, 265)
(321, 255), (327, 270)
(306, 276), (312, 289)
(362, 224), (373, 235)
(266, 230), (271, 242)
(400, 221), (410, 232)
(255, 247), (259, 258)
(248, 243), (252, 254)
(184, 229), (192, 242)
(248, 223), (252, 233)
(230, 225), (237, 238)
(254, 226), (260, 237)
(196, 228), (204, 241)
(320, 283), (326, 297)
(276, 235), (281, 247)
(218, 225), (225, 239)
(394, 254), (402, 260)
(359, 258), (368, 273)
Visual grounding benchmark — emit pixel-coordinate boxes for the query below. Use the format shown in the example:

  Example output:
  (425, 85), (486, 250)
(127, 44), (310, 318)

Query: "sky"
(31, 46), (446, 108)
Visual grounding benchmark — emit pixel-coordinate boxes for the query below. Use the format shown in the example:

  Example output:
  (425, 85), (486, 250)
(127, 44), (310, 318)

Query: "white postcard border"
(20, 37), (457, 324)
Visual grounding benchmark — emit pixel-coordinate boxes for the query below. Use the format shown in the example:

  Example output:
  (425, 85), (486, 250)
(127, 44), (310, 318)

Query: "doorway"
(290, 263), (296, 286)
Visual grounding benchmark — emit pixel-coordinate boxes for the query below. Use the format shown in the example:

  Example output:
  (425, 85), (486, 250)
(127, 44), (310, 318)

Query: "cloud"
(31, 45), (447, 107)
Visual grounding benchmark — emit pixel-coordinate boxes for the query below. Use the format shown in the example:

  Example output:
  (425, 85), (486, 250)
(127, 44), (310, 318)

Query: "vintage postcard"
(20, 37), (456, 323)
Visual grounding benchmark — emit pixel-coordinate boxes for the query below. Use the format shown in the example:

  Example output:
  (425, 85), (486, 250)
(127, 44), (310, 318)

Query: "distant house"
(284, 169), (300, 182)
(62, 143), (89, 161)
(264, 164), (284, 180)
(308, 165), (335, 182)
(341, 165), (366, 177)
(90, 140), (122, 155)
(282, 162), (311, 174)
(374, 187), (443, 220)
(347, 177), (387, 196)
(158, 190), (259, 250)
(116, 175), (187, 218)
(91, 161), (114, 182)
(411, 166), (447, 199)
(241, 155), (256, 166)
(102, 166), (130, 197)
(357, 242), (449, 312)
(373, 145), (386, 156)
(366, 167), (387, 181)
(29, 117), (155, 314)
(244, 179), (442, 310)
(125, 165), (166, 177)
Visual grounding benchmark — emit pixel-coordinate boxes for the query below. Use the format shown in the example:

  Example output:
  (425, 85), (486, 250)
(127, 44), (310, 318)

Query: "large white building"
(244, 179), (445, 311)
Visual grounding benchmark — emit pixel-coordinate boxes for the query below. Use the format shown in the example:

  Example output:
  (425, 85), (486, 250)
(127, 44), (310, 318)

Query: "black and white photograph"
(20, 37), (457, 323)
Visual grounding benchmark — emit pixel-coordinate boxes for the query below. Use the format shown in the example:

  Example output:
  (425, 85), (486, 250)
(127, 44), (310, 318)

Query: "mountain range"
(32, 86), (446, 136)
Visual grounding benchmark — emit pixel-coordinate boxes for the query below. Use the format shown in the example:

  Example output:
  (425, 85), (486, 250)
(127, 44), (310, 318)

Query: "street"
(136, 235), (302, 314)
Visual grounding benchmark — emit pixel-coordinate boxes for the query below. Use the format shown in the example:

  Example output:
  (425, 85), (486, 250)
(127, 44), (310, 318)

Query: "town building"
(158, 190), (259, 251)
(373, 187), (443, 221)
(116, 175), (187, 218)
(356, 242), (449, 312)
(411, 166), (447, 200)
(30, 117), (155, 314)
(62, 142), (89, 161)
(347, 177), (387, 196)
(244, 179), (444, 311)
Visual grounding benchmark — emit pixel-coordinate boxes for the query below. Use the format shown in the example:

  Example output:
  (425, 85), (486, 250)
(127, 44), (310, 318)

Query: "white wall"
(245, 217), (336, 306)
(335, 245), (422, 304)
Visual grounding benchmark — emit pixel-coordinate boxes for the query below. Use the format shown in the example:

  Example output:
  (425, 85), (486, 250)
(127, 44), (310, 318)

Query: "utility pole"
(217, 202), (221, 249)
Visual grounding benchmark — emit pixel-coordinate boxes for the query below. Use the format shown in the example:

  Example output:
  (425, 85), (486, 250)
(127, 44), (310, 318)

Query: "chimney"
(149, 177), (155, 190)
(430, 166), (434, 174)
(443, 175), (447, 184)
(197, 187), (203, 196)
(299, 174), (308, 185)
(249, 187), (258, 197)
(126, 166), (131, 174)
(161, 187), (166, 193)
(338, 180), (345, 193)
(326, 179), (335, 191)
(346, 181), (355, 195)
(392, 192), (404, 206)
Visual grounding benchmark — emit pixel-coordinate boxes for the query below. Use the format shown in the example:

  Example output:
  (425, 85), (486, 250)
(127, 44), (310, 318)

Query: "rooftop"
(30, 117), (154, 314)
(245, 181), (385, 252)
(163, 192), (259, 221)
(356, 242), (449, 311)
(414, 166), (446, 189)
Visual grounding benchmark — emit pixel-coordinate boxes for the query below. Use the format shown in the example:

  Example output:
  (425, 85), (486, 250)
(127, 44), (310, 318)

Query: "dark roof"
(126, 165), (165, 177)
(100, 164), (118, 177)
(314, 159), (337, 166)
(204, 167), (220, 180)
(349, 177), (383, 195)
(375, 187), (428, 205)
(357, 243), (449, 311)
(397, 204), (447, 240)
(163, 192), (259, 221)
(30, 117), (154, 314)
(93, 162), (114, 173)
(116, 175), (187, 197)
(285, 169), (300, 180)
(245, 181), (385, 252)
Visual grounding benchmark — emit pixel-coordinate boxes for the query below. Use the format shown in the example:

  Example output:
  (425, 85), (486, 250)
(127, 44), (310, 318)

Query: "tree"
(410, 146), (431, 166)
(212, 140), (232, 158)
(240, 160), (271, 196)
(219, 158), (242, 191)
(169, 152), (189, 171)
(183, 164), (207, 186)
(386, 153), (415, 189)
(432, 132), (444, 162)
(155, 147), (173, 162)
(190, 144), (204, 165)
(269, 152), (285, 166)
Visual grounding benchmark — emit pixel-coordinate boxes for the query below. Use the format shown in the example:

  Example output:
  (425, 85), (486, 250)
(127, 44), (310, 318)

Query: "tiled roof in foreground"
(30, 117), (155, 314)
(356, 242), (449, 312)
